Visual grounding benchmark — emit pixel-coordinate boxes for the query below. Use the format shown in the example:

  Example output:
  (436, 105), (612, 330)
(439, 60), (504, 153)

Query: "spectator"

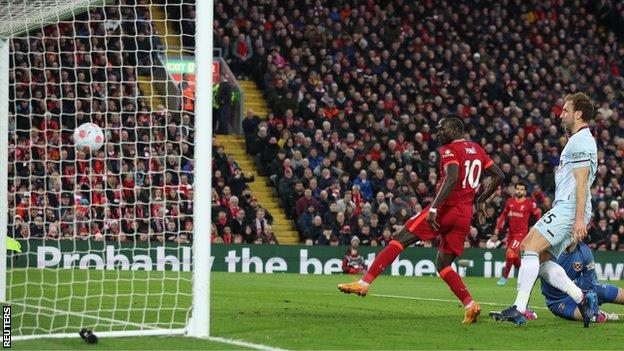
(228, 169), (255, 196)
(258, 224), (278, 244)
(29, 216), (45, 238)
(305, 219), (325, 243)
(295, 189), (318, 219)
(253, 208), (271, 237)
(222, 226), (233, 244)
(298, 205), (317, 235)
(231, 209), (248, 236)
(214, 77), (232, 134)
(341, 246), (367, 274)
(358, 225), (373, 246)
(377, 227), (392, 247)
(354, 170), (373, 201)
(466, 227), (482, 248)
(588, 218), (612, 249)
(486, 234), (502, 249)
(316, 225), (333, 246)
(336, 190), (355, 213)
(232, 33), (253, 78)
(349, 236), (360, 248)
(241, 225), (256, 244)
(604, 233), (621, 251)
(242, 109), (261, 152)
(476, 206), (497, 240)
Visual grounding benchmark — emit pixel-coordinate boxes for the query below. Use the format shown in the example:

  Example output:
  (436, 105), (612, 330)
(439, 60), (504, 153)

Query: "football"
(73, 123), (105, 153)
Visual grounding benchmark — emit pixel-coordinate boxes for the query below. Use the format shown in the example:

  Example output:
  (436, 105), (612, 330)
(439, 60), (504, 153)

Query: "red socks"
(503, 258), (513, 279)
(439, 266), (473, 306)
(363, 242), (473, 308)
(503, 250), (522, 279)
(363, 240), (404, 284)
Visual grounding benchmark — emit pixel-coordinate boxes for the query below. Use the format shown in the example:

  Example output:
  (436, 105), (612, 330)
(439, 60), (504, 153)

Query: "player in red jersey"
(338, 116), (504, 324)
(495, 182), (542, 286)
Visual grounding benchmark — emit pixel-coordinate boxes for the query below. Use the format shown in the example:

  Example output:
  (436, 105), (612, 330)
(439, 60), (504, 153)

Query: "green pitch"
(11, 270), (624, 350)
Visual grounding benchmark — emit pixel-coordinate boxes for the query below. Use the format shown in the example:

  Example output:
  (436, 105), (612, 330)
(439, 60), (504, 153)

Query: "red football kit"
(495, 197), (541, 251)
(403, 139), (494, 256)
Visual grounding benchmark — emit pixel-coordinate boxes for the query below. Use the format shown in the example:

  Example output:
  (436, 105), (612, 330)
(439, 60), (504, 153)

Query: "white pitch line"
(11, 301), (288, 350)
(370, 293), (547, 310)
(206, 336), (288, 351)
(371, 293), (624, 316)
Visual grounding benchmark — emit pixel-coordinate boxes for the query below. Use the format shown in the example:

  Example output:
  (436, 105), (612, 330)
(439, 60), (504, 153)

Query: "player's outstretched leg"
(490, 250), (539, 325)
(524, 308), (538, 320)
(498, 250), (515, 286)
(546, 285), (620, 324)
(589, 284), (623, 323)
(595, 311), (619, 323)
(490, 229), (548, 325)
(489, 305), (527, 326)
(436, 253), (481, 324)
(577, 290), (598, 328)
(338, 227), (418, 296)
(540, 260), (597, 327)
(499, 243), (521, 286)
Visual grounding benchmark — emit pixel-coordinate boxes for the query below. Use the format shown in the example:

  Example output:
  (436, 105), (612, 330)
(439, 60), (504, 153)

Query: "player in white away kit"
(490, 92), (599, 327)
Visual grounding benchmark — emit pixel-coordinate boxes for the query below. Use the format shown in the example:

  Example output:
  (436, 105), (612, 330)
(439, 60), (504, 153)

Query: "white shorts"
(533, 203), (588, 259)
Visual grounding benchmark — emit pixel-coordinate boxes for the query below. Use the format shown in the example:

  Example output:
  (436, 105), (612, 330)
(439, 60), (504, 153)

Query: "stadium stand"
(7, 0), (623, 249)
(7, 2), (277, 245)
(212, 0), (624, 249)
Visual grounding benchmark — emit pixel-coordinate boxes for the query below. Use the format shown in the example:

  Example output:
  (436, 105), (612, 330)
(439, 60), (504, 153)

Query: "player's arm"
(572, 166), (590, 241)
(426, 163), (458, 231)
(576, 244), (599, 286)
(579, 262), (624, 306)
(476, 163), (504, 224)
(494, 199), (510, 234)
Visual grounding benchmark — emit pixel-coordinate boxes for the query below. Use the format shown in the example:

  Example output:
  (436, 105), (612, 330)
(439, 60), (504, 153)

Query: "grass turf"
(11, 270), (624, 350)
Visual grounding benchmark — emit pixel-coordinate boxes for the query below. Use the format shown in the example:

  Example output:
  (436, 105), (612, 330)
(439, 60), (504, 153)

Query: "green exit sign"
(166, 59), (196, 74)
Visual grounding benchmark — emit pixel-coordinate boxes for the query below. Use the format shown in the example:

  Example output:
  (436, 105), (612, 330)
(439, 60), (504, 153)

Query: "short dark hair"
(565, 92), (594, 121)
(515, 182), (527, 189)
(442, 115), (464, 135)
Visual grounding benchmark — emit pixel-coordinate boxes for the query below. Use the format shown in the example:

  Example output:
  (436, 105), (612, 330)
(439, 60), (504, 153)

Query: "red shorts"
(506, 233), (525, 252)
(403, 205), (472, 256)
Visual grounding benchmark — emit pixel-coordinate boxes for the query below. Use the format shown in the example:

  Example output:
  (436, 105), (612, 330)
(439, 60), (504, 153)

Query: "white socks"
(357, 279), (369, 287)
(539, 260), (584, 303)
(513, 251), (585, 313)
(514, 251), (540, 313)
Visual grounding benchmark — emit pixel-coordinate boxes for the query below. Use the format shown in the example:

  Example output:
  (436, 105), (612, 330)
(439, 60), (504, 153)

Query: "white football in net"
(73, 123), (105, 153)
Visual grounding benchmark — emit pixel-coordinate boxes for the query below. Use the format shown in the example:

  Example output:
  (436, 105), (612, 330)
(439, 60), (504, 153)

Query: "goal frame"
(0, 0), (213, 340)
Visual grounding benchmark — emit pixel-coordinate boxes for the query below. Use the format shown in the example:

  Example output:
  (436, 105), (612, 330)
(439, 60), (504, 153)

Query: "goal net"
(0, 0), (212, 340)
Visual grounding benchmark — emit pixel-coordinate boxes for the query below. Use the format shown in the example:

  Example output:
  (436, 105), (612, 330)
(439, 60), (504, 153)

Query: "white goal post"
(0, 0), (212, 340)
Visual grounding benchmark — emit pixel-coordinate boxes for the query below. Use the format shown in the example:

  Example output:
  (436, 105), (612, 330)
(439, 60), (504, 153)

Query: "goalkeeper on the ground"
(540, 241), (622, 323)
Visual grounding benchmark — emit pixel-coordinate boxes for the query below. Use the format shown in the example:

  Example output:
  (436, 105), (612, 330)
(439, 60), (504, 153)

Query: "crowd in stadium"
(8, 3), (199, 243)
(6, 0), (278, 245)
(211, 144), (280, 244)
(6, 0), (624, 250)
(214, 0), (624, 250)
